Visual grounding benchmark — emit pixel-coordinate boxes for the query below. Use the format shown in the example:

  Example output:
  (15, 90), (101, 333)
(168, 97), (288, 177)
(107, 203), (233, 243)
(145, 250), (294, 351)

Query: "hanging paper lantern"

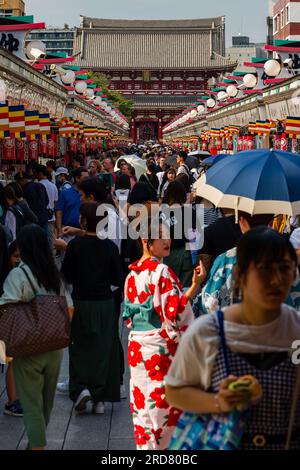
(197, 105), (205, 114)
(75, 81), (87, 94)
(61, 71), (76, 85)
(85, 88), (95, 98)
(26, 41), (46, 60)
(94, 96), (102, 106)
(226, 85), (238, 97)
(190, 109), (198, 118)
(264, 60), (281, 77)
(243, 74), (258, 88)
(207, 98), (216, 108)
(217, 91), (227, 101)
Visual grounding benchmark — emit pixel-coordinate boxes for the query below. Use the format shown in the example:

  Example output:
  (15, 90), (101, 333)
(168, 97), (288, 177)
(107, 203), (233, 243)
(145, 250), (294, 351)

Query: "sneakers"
(56, 379), (69, 394)
(4, 400), (23, 417)
(93, 401), (105, 415)
(74, 389), (92, 412)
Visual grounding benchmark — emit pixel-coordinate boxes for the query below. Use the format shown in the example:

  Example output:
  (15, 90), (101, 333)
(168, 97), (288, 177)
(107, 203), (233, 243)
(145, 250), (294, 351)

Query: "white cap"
(55, 167), (69, 176)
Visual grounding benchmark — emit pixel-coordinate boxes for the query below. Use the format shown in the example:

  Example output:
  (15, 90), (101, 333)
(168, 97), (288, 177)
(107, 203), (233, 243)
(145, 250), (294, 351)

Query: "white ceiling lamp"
(26, 41), (46, 61)
(243, 74), (258, 88)
(264, 59), (281, 77)
(226, 85), (238, 97)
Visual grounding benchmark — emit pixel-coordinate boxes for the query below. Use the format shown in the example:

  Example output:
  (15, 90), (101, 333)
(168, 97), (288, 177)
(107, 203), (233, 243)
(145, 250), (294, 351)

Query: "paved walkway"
(0, 321), (135, 450)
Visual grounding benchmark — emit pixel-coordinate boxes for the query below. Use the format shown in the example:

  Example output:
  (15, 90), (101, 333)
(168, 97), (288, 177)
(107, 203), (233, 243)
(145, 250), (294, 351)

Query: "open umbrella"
(200, 154), (230, 167)
(114, 155), (146, 179)
(188, 150), (211, 158)
(166, 154), (199, 170)
(195, 149), (300, 216)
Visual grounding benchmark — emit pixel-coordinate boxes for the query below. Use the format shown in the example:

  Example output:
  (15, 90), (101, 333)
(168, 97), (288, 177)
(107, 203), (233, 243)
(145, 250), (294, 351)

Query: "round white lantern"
(61, 71), (76, 85)
(85, 88), (94, 98)
(217, 91), (227, 101)
(94, 96), (102, 106)
(0, 79), (7, 102)
(106, 106), (112, 112)
(226, 85), (238, 97)
(243, 74), (258, 88)
(207, 98), (216, 108)
(26, 41), (46, 60)
(75, 81), (87, 94)
(264, 59), (281, 77)
(190, 109), (198, 118)
(197, 105), (205, 114)
(101, 101), (107, 108)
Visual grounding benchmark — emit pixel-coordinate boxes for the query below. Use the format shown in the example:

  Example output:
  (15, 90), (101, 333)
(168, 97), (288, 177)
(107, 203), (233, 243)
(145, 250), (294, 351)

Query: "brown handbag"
(0, 266), (71, 358)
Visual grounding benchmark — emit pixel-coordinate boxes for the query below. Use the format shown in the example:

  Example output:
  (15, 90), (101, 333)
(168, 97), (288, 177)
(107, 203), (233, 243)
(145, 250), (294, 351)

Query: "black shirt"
(61, 235), (124, 301)
(200, 215), (242, 260)
(139, 173), (159, 201)
(23, 181), (49, 227)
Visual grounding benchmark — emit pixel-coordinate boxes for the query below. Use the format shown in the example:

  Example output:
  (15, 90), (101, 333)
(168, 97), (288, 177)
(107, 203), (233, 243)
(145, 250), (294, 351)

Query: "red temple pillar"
(158, 119), (163, 143)
(130, 118), (135, 143)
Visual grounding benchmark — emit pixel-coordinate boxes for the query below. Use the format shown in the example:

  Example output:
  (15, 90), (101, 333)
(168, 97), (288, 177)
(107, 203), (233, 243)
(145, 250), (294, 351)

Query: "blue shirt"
(55, 186), (80, 228)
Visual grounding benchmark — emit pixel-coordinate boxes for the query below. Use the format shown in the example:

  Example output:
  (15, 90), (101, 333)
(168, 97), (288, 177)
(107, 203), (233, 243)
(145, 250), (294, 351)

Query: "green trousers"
(13, 350), (62, 448)
(69, 299), (120, 403)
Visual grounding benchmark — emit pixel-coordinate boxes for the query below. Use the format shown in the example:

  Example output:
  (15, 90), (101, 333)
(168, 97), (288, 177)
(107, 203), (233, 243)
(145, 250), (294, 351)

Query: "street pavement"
(0, 320), (135, 450)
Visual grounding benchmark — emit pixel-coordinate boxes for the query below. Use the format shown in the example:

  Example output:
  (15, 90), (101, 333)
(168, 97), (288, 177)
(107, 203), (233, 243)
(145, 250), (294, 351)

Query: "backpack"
(182, 164), (196, 187)
(7, 204), (32, 236)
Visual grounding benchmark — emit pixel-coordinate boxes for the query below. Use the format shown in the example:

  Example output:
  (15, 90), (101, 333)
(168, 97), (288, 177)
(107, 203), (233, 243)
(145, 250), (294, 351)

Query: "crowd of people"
(0, 144), (299, 451)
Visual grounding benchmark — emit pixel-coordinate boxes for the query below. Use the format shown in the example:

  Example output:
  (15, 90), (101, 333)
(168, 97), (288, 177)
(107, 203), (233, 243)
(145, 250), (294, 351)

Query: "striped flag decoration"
(25, 110), (40, 140)
(0, 102), (9, 139)
(285, 116), (300, 137)
(9, 105), (25, 139)
(255, 120), (271, 135)
(39, 113), (51, 137)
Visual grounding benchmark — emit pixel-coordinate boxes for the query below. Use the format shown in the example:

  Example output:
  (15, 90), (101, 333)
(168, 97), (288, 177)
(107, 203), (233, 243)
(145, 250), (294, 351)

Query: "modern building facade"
(0, 0), (25, 17)
(74, 16), (236, 142)
(226, 36), (267, 72)
(273, 0), (300, 40)
(27, 28), (75, 56)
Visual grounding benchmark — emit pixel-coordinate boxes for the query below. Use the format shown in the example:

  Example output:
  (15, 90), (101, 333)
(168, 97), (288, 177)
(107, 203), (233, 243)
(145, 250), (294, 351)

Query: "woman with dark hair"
(7, 181), (38, 224)
(158, 168), (176, 201)
(0, 225), (68, 450)
(166, 228), (300, 450)
(162, 181), (194, 288)
(123, 216), (205, 450)
(61, 202), (124, 415)
(139, 160), (160, 201)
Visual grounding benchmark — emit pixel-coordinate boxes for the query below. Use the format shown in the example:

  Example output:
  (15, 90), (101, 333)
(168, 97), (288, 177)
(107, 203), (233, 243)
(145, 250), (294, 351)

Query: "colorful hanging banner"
(9, 105), (25, 139)
(0, 102), (9, 139)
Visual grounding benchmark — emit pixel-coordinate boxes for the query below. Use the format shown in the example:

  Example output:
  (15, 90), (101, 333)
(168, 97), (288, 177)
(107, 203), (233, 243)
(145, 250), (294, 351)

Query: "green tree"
(89, 72), (133, 119)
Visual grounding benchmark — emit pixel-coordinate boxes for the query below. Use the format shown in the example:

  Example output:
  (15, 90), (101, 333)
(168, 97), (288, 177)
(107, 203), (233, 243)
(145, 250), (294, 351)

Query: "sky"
(26, 0), (270, 47)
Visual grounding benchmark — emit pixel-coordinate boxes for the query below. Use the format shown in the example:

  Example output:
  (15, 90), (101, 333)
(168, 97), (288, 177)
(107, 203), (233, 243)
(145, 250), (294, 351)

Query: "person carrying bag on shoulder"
(0, 225), (71, 450)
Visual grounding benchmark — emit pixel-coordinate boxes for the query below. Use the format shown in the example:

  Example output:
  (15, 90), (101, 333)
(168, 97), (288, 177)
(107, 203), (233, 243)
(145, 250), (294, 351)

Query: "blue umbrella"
(201, 154), (230, 166)
(195, 149), (300, 216)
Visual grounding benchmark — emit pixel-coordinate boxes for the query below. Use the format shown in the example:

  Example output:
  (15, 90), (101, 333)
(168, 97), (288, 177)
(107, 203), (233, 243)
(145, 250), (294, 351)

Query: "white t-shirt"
(40, 179), (58, 222)
(290, 228), (300, 250)
(165, 305), (300, 391)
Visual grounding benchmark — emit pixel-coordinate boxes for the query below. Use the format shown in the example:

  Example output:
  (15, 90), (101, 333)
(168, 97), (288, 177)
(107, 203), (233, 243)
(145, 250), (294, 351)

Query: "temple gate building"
(74, 16), (236, 142)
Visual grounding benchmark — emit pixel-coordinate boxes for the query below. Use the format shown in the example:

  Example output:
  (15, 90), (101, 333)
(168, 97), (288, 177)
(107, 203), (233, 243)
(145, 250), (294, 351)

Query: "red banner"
(28, 140), (38, 160)
(40, 139), (47, 155)
(15, 139), (26, 161)
(3, 138), (16, 160)
(69, 138), (78, 154)
(281, 133), (287, 151)
(47, 135), (58, 158)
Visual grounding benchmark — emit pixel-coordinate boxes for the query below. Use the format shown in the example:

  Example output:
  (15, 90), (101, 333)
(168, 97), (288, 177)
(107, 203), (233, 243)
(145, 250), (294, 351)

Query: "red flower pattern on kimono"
(133, 387), (145, 410)
(149, 387), (169, 409)
(145, 354), (171, 381)
(127, 275), (137, 303)
(151, 428), (163, 444)
(167, 407), (182, 427)
(139, 291), (151, 304)
(128, 341), (143, 367)
(164, 294), (181, 322)
(166, 339), (178, 357)
(134, 425), (151, 446)
(158, 276), (173, 295)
